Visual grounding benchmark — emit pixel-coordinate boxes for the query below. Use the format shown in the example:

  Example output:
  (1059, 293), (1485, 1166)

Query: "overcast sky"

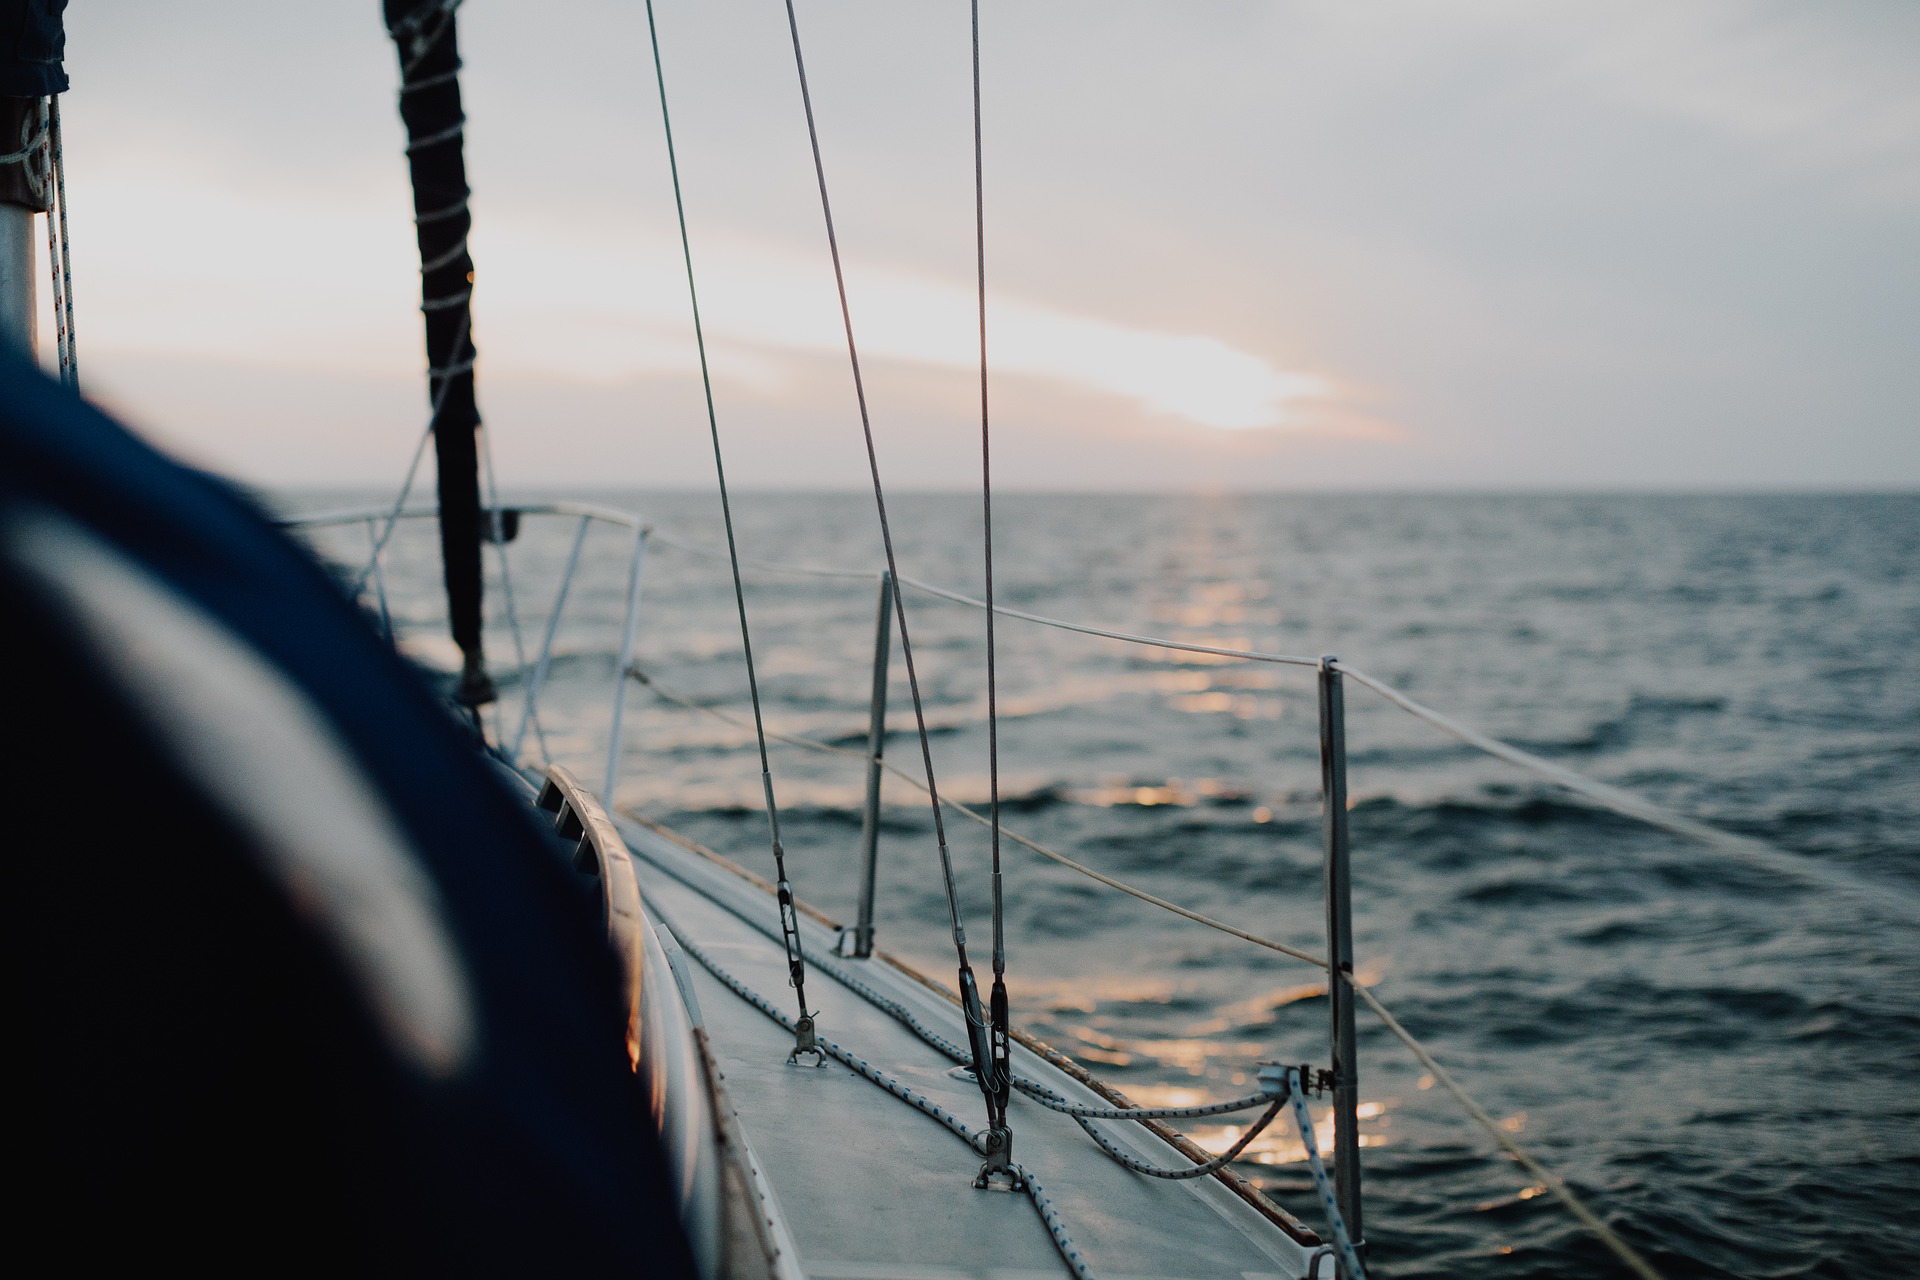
(44, 1), (1920, 489)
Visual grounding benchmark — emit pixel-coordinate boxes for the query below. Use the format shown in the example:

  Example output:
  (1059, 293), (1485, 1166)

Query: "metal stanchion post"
(1317, 654), (1364, 1258)
(853, 570), (893, 957)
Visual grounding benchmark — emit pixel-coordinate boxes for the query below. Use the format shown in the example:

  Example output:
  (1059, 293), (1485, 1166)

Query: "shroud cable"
(643, 0), (816, 1054)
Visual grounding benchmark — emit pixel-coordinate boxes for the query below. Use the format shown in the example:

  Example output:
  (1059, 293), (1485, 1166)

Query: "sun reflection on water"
(1183, 1094), (1394, 1165)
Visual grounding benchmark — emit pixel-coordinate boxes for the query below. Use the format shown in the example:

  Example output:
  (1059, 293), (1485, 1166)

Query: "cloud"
(66, 167), (1330, 431)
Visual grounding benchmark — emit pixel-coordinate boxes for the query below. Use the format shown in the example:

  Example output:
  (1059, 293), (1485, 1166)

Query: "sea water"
(290, 490), (1919, 1279)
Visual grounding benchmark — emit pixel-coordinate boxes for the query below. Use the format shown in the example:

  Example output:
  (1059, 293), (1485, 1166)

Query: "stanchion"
(1317, 655), (1364, 1259)
(853, 570), (893, 957)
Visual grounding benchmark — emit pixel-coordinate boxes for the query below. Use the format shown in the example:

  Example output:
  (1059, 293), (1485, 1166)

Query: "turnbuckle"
(973, 1124), (1023, 1191)
(787, 1012), (826, 1067)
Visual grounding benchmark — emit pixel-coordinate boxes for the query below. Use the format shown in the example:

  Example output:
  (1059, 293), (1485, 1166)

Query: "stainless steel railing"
(285, 496), (1881, 1280)
(285, 501), (647, 800)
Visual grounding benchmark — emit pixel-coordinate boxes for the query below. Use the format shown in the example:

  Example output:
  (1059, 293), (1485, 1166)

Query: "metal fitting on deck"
(787, 1012), (826, 1067)
(974, 1124), (1022, 1191)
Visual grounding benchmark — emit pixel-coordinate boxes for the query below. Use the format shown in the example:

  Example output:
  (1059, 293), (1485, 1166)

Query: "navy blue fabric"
(0, 350), (696, 1276)
(0, 0), (66, 96)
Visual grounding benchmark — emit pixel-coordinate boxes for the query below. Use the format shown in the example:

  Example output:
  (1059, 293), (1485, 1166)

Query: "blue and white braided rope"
(1285, 1067), (1366, 1280)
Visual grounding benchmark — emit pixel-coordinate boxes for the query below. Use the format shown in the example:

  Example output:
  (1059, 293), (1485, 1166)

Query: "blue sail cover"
(0, 0), (67, 96)
(0, 353), (696, 1276)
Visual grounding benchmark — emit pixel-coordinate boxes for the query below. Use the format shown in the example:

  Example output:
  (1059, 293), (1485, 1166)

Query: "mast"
(0, 0), (65, 361)
(385, 0), (493, 710)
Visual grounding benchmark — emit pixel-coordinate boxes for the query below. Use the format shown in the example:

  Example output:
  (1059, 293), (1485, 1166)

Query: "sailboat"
(14, 4), (1869, 1277)
(0, 3), (1346, 1274)
(331, 4), (1364, 1275)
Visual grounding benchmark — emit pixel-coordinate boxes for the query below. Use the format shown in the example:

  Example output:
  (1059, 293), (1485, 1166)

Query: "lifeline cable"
(629, 666), (1666, 1275)
(778, 0), (995, 1107)
(643, 526), (1896, 919)
(971, 0), (1016, 1166)
(644, 0), (816, 1054)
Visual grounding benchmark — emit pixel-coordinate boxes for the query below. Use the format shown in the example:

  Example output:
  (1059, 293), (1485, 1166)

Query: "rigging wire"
(350, 314), (470, 602)
(970, 0), (1015, 1167)
(631, 665), (1329, 969)
(643, 0), (818, 1057)
(642, 529), (1913, 919)
(629, 671), (1666, 1280)
(477, 423), (548, 763)
(777, 0), (993, 1103)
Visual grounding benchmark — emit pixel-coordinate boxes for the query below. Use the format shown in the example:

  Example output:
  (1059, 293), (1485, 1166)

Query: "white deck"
(619, 815), (1316, 1280)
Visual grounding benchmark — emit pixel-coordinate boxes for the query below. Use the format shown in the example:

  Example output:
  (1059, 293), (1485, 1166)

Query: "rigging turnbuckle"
(974, 1123), (1022, 1192)
(788, 1011), (826, 1068)
(959, 968), (1020, 1188)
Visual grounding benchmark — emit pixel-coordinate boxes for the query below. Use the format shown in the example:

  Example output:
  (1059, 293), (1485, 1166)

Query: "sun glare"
(68, 169), (1328, 433)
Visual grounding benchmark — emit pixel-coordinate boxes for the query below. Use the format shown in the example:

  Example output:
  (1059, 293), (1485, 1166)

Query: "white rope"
(392, 0), (465, 79)
(406, 117), (467, 153)
(414, 197), (469, 225)
(0, 123), (45, 164)
(1285, 1067), (1368, 1280)
(420, 236), (470, 273)
(401, 66), (461, 95)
